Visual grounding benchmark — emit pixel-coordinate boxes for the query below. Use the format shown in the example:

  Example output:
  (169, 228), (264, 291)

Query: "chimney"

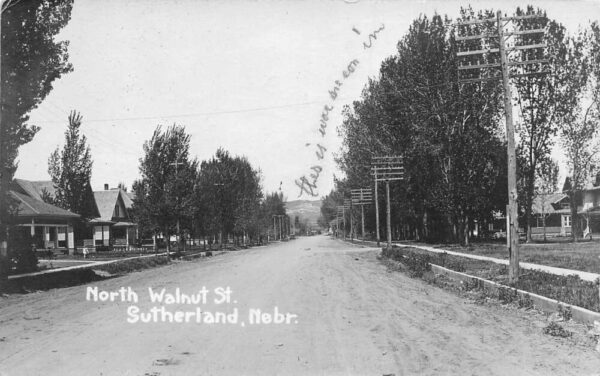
(104, 184), (109, 190)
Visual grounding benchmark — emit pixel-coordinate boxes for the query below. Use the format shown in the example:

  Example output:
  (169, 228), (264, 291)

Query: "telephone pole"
(336, 206), (344, 238)
(0, 6), (7, 274)
(344, 199), (352, 241)
(374, 170), (380, 246)
(351, 188), (373, 241)
(456, 10), (548, 282)
(372, 156), (404, 250)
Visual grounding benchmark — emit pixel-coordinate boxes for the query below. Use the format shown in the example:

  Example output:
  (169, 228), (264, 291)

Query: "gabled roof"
(9, 191), (79, 218)
(93, 189), (130, 221)
(12, 179), (56, 201)
(122, 191), (134, 209)
(93, 190), (120, 221)
(532, 193), (568, 215)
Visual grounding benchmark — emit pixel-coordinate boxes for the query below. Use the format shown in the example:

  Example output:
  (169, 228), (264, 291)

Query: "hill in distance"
(285, 199), (322, 228)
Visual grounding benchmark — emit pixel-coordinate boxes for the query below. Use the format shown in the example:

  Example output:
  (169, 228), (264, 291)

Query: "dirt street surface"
(1, 236), (599, 376)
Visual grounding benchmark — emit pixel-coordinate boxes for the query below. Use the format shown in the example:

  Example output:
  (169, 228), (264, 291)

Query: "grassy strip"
(93, 256), (170, 275)
(431, 242), (600, 274)
(382, 246), (600, 312)
(1, 256), (171, 294)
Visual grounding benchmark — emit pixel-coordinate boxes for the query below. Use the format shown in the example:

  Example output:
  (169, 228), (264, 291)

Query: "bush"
(382, 247), (431, 278)
(7, 228), (38, 274)
(543, 322), (572, 338)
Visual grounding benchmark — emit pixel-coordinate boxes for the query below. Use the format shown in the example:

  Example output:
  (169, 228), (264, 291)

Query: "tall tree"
(560, 23), (600, 241)
(195, 149), (263, 246)
(512, 6), (589, 242)
(132, 124), (198, 256)
(1, 0), (74, 274)
(48, 111), (96, 219)
(337, 10), (507, 244)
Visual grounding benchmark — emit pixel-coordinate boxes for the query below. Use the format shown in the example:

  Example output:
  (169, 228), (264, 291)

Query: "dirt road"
(1, 236), (599, 375)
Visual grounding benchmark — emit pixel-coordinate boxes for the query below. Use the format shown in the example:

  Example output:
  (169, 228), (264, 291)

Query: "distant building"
(530, 193), (571, 237)
(92, 184), (137, 248)
(531, 178), (600, 238)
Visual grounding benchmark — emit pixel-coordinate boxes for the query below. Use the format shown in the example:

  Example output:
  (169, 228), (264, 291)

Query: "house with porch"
(12, 179), (138, 251)
(531, 177), (600, 239)
(92, 185), (138, 248)
(530, 193), (571, 237)
(9, 182), (80, 254)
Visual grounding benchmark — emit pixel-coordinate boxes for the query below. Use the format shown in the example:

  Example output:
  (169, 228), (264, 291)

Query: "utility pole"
(336, 206), (344, 238)
(351, 188), (373, 242)
(456, 10), (548, 282)
(374, 171), (380, 246)
(344, 199), (352, 242)
(170, 154), (185, 255)
(0, 6), (7, 276)
(372, 156), (404, 250)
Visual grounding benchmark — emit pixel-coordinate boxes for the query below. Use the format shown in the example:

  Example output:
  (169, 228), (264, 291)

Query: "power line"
(32, 99), (338, 124)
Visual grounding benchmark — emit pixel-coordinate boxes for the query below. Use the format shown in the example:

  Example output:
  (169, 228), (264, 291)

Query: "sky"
(15, 0), (600, 200)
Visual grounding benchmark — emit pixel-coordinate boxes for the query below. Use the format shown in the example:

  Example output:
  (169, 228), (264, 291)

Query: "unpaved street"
(1, 236), (599, 375)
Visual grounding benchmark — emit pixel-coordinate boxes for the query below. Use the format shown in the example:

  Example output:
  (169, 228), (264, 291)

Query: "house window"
(561, 215), (571, 228)
(115, 205), (120, 217)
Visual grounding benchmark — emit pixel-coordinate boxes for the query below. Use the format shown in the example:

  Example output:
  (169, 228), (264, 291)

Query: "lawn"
(383, 246), (600, 312)
(430, 241), (600, 274)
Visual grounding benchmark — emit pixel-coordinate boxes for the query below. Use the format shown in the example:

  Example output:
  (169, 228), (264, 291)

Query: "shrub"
(498, 286), (518, 304)
(382, 247), (431, 278)
(7, 228), (38, 274)
(543, 322), (572, 338)
(518, 293), (534, 310)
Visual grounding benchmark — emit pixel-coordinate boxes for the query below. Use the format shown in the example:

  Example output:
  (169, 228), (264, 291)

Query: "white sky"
(16, 0), (600, 199)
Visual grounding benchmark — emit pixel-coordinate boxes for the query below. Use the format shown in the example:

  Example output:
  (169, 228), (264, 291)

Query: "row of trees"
(322, 6), (600, 245)
(132, 124), (287, 254)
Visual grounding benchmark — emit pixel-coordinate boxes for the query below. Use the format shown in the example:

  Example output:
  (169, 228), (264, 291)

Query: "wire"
(32, 99), (336, 124)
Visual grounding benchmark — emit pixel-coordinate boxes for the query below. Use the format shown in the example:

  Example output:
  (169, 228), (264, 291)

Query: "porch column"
(126, 227), (129, 250)
(43, 226), (50, 248)
(54, 227), (59, 248)
(93, 226), (97, 246)
(30, 219), (35, 237)
(67, 225), (75, 255)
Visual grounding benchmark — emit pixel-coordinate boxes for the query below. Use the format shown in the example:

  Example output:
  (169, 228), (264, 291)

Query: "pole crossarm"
(455, 33), (498, 41)
(456, 48), (500, 57)
(507, 43), (546, 52)
(508, 58), (549, 66)
(351, 188), (373, 205)
(455, 17), (496, 26)
(500, 15), (547, 21)
(456, 11), (549, 85)
(504, 28), (546, 36)
(458, 62), (501, 70)
(371, 155), (404, 182)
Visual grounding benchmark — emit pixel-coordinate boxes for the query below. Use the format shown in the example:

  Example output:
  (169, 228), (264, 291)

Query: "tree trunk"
(463, 216), (470, 246)
(525, 193), (533, 243)
(570, 192), (579, 242)
(164, 228), (170, 259)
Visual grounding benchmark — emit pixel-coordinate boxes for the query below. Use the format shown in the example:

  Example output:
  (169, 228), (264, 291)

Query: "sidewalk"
(340, 237), (600, 283)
